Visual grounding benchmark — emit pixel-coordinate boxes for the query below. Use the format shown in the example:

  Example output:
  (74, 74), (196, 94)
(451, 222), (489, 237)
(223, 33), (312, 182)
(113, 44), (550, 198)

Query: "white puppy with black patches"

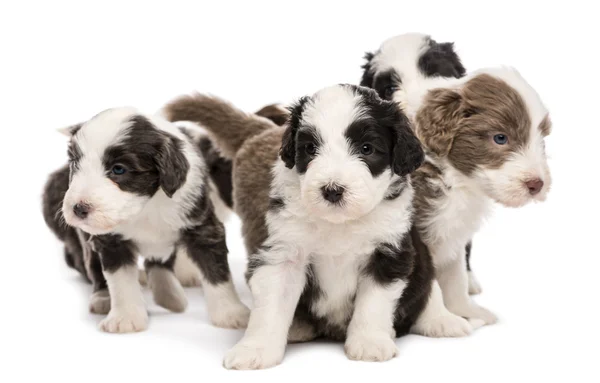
(361, 33), (552, 326)
(56, 108), (249, 332)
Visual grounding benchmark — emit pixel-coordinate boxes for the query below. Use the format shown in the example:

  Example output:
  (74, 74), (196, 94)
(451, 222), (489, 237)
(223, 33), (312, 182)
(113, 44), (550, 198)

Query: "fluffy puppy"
(360, 33), (552, 325)
(43, 108), (249, 332)
(165, 84), (476, 370)
(361, 33), (483, 294)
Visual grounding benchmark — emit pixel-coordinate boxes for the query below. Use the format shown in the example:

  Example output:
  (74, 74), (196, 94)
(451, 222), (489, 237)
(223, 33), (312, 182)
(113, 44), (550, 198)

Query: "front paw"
(210, 302), (250, 329)
(223, 341), (285, 370)
(451, 303), (497, 325)
(89, 290), (111, 315)
(99, 308), (148, 333)
(344, 332), (398, 362)
(411, 313), (473, 338)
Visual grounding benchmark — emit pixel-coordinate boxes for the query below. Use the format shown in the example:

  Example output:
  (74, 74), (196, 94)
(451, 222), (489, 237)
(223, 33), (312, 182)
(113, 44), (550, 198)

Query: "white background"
(1, 1), (598, 382)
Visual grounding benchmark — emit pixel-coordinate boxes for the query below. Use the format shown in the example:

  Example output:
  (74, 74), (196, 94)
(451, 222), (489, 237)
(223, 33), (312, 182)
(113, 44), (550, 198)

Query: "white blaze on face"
(298, 86), (393, 223)
(62, 108), (150, 235)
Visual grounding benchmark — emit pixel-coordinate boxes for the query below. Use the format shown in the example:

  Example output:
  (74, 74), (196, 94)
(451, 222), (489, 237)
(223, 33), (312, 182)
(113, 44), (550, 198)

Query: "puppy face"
(416, 69), (552, 207)
(61, 108), (189, 235)
(280, 85), (423, 223)
(360, 33), (465, 101)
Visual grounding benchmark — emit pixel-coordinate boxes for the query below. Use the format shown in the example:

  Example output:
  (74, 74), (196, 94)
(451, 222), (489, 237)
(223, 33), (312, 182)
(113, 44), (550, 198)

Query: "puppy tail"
(163, 94), (281, 159)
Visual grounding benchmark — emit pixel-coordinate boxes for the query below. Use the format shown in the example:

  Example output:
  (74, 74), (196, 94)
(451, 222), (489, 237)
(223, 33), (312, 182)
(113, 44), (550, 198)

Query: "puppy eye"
(384, 85), (397, 99)
(360, 143), (374, 155)
(112, 165), (127, 175)
(493, 134), (508, 145)
(305, 143), (316, 155)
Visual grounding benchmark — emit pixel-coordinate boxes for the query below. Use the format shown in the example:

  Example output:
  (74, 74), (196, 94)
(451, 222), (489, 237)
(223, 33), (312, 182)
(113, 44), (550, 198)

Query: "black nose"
(321, 185), (345, 204)
(73, 203), (91, 219)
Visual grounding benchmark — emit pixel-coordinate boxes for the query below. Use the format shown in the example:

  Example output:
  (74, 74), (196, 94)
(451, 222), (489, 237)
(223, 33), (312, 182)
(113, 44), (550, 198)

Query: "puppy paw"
(89, 290), (111, 315)
(451, 303), (497, 326)
(468, 271), (483, 295)
(223, 341), (284, 370)
(175, 271), (202, 287)
(99, 308), (148, 333)
(411, 313), (472, 338)
(210, 301), (250, 329)
(288, 319), (318, 343)
(344, 332), (398, 362)
(153, 284), (188, 313)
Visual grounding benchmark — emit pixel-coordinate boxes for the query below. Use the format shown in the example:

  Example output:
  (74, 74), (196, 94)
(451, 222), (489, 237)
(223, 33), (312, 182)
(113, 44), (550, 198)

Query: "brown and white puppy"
(361, 33), (552, 325)
(43, 108), (249, 332)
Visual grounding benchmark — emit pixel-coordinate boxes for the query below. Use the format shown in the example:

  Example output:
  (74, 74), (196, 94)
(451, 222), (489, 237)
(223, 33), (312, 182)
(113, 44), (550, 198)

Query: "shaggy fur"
(361, 33), (552, 325)
(43, 108), (249, 332)
(164, 85), (475, 370)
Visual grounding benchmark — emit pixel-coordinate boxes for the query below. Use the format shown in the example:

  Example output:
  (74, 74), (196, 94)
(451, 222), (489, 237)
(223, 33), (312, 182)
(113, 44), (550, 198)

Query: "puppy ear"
(415, 88), (463, 156)
(280, 97), (309, 169)
(255, 104), (289, 127)
(57, 123), (83, 136)
(419, 40), (466, 79)
(391, 109), (425, 176)
(359, 52), (375, 87)
(156, 134), (189, 198)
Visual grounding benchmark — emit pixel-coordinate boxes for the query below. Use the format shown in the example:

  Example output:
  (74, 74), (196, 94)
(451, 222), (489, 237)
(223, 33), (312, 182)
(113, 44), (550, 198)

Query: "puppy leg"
(224, 247), (307, 370)
(88, 249), (110, 315)
(173, 247), (202, 287)
(180, 211), (249, 329)
(437, 249), (497, 325)
(466, 241), (482, 295)
(94, 237), (148, 333)
(344, 278), (402, 362)
(145, 254), (188, 313)
(410, 280), (473, 337)
(287, 318), (318, 343)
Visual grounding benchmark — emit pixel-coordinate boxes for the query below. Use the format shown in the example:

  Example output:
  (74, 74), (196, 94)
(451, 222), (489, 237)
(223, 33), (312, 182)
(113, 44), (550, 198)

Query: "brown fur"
(255, 104), (290, 127)
(416, 74), (533, 175)
(163, 93), (279, 159)
(538, 114), (552, 137)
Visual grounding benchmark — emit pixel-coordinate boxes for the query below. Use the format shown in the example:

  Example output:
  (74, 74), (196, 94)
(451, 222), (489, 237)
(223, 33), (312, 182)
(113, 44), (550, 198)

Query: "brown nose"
(525, 179), (544, 195)
(73, 203), (91, 219)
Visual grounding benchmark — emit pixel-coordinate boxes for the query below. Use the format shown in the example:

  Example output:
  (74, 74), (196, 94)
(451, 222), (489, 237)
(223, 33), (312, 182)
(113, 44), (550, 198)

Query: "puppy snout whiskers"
(321, 185), (345, 204)
(525, 178), (544, 195)
(73, 202), (92, 219)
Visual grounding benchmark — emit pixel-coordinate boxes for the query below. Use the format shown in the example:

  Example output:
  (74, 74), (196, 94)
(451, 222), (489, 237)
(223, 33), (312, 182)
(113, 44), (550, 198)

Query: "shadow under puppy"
(164, 84), (474, 369)
(361, 33), (552, 325)
(42, 108), (249, 332)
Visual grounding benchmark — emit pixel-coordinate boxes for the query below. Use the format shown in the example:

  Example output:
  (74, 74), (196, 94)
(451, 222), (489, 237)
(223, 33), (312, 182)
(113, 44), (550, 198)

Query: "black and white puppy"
(360, 33), (483, 295)
(165, 85), (474, 369)
(46, 108), (249, 332)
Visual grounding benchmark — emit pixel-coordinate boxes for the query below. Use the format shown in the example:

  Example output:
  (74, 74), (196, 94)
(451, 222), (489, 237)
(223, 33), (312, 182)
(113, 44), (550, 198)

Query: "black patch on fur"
(102, 115), (189, 198)
(345, 117), (394, 177)
(198, 136), (233, 208)
(67, 141), (82, 176)
(144, 252), (176, 270)
(385, 176), (407, 200)
(294, 126), (322, 174)
(465, 241), (472, 271)
(418, 38), (466, 79)
(364, 235), (414, 286)
(280, 96), (310, 169)
(91, 234), (137, 273)
(359, 51), (376, 88)
(180, 208), (230, 285)
(360, 52), (403, 101)
(245, 246), (271, 282)
(268, 197), (285, 211)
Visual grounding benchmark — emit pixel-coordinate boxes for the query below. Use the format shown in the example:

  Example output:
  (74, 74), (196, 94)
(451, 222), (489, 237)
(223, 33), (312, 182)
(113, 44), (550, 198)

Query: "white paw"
(89, 290), (111, 315)
(468, 271), (483, 295)
(223, 341), (284, 370)
(344, 332), (398, 362)
(451, 303), (498, 325)
(411, 313), (472, 338)
(210, 302), (250, 329)
(99, 308), (148, 333)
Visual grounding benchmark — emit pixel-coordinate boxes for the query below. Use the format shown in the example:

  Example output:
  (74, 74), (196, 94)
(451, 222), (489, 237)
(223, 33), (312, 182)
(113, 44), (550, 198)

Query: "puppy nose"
(525, 179), (544, 195)
(73, 203), (91, 219)
(321, 185), (345, 204)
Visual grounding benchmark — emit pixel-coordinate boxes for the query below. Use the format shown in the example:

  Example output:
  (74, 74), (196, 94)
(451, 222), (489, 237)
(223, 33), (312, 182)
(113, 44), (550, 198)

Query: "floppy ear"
(57, 123), (83, 136)
(280, 97), (309, 169)
(418, 40), (466, 79)
(415, 88), (463, 156)
(391, 109), (425, 176)
(359, 52), (375, 87)
(156, 134), (189, 198)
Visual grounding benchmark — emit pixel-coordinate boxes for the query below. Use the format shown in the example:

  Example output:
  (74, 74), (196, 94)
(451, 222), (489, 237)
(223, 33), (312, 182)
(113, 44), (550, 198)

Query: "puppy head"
(360, 33), (465, 101)
(416, 68), (552, 207)
(280, 84), (423, 223)
(61, 108), (189, 235)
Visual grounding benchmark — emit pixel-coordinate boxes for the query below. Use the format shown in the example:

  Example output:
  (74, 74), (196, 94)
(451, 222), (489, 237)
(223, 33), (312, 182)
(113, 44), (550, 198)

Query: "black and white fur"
(224, 85), (470, 370)
(50, 108), (249, 332)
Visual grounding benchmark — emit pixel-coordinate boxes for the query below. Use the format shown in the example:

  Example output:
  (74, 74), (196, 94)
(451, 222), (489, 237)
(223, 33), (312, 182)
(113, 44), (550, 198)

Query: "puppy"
(165, 84), (476, 369)
(361, 33), (483, 294)
(43, 108), (249, 332)
(361, 33), (552, 324)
